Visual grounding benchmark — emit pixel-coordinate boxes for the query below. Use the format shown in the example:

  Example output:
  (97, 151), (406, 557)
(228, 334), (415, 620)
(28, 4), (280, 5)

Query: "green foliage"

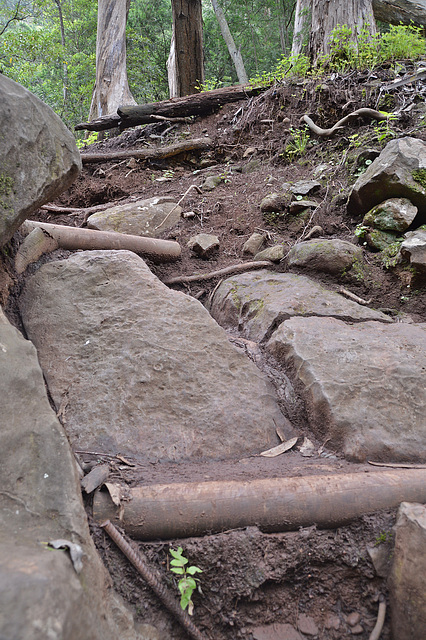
(169, 547), (202, 616)
(283, 125), (310, 160)
(381, 240), (402, 269)
(375, 530), (392, 546)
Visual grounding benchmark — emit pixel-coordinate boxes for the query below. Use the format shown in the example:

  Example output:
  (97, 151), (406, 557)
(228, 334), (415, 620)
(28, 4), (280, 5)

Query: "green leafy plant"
(169, 547), (202, 615)
(354, 224), (370, 240)
(373, 113), (398, 143)
(76, 131), (98, 149)
(284, 125), (310, 160)
(381, 240), (402, 269)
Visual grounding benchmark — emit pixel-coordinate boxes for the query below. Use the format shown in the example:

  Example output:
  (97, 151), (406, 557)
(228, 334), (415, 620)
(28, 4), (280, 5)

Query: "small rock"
(401, 227), (426, 271)
(202, 175), (223, 191)
(252, 623), (304, 640)
(289, 200), (318, 214)
(350, 624), (364, 635)
(290, 180), (321, 196)
(187, 233), (220, 259)
(363, 197), (418, 233)
(367, 543), (392, 578)
(324, 614), (340, 630)
(346, 612), (361, 627)
(260, 192), (288, 213)
(304, 225), (323, 240)
(254, 245), (285, 262)
(243, 233), (265, 256)
(298, 613), (318, 636)
(287, 238), (362, 274)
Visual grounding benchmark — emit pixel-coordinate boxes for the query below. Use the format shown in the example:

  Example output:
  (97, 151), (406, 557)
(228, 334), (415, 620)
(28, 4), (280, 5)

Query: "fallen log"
(75, 84), (264, 132)
(21, 220), (181, 262)
(80, 137), (212, 164)
(93, 469), (426, 540)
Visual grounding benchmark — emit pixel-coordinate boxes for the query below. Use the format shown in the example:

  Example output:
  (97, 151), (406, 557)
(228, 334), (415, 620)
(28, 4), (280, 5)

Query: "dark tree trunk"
(372, 0), (426, 27)
(168, 0), (204, 97)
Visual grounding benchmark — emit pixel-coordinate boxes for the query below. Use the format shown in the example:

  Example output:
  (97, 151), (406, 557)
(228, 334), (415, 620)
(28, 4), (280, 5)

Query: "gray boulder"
(363, 197), (418, 233)
(266, 317), (426, 461)
(209, 270), (391, 342)
(19, 251), (289, 461)
(286, 238), (363, 274)
(87, 196), (182, 237)
(401, 227), (426, 271)
(389, 502), (426, 640)
(0, 75), (81, 247)
(348, 137), (426, 222)
(0, 308), (140, 640)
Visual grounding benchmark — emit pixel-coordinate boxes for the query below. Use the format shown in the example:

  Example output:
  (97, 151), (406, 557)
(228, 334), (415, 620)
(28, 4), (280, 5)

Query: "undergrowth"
(250, 24), (425, 87)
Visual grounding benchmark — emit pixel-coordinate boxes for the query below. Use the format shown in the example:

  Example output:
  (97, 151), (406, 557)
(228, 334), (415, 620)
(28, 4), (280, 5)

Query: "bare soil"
(2, 67), (426, 639)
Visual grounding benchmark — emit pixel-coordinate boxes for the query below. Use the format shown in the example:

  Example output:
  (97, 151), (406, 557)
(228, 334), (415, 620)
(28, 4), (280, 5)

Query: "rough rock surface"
(0, 308), (139, 640)
(401, 227), (426, 271)
(266, 317), (426, 461)
(87, 196), (182, 237)
(209, 271), (391, 342)
(363, 197), (418, 232)
(348, 137), (426, 221)
(389, 502), (426, 640)
(19, 250), (289, 461)
(286, 238), (363, 274)
(0, 75), (81, 247)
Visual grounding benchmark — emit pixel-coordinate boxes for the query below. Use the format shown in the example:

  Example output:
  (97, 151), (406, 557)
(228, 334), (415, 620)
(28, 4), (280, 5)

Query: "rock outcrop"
(19, 250), (289, 461)
(0, 75), (81, 247)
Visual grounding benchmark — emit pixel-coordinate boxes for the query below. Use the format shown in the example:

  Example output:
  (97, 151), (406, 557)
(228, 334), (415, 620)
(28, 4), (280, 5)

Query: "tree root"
(162, 260), (273, 285)
(300, 108), (389, 137)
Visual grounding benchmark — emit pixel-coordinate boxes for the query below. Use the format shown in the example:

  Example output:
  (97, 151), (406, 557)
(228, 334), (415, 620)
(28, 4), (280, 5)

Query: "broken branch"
(162, 261), (273, 285)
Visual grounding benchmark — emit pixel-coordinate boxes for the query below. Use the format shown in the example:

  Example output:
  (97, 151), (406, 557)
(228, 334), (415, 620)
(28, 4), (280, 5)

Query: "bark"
(21, 221), (181, 262)
(210, 0), (248, 85)
(309, 0), (377, 62)
(80, 137), (212, 163)
(169, 0), (204, 97)
(93, 469), (426, 540)
(88, 0), (136, 120)
(372, 0), (426, 27)
(75, 84), (264, 132)
(291, 0), (312, 56)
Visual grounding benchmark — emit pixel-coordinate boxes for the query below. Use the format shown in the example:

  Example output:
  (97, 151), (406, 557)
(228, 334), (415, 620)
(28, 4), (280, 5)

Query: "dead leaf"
(260, 437), (298, 458)
(105, 482), (122, 506)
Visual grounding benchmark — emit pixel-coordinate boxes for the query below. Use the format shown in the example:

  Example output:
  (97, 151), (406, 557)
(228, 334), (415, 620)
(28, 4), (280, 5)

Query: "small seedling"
(169, 547), (202, 615)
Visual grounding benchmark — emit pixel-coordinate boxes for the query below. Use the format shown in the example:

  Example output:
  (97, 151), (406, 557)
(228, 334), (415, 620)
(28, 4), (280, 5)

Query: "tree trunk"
(309, 0), (376, 63)
(372, 0), (426, 27)
(210, 0), (248, 85)
(54, 0), (68, 109)
(291, 0), (312, 56)
(169, 0), (204, 97)
(88, 0), (136, 120)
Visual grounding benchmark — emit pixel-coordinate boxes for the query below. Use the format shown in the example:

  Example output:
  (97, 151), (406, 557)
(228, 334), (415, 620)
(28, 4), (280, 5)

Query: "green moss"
(412, 169), (426, 190)
(0, 173), (14, 210)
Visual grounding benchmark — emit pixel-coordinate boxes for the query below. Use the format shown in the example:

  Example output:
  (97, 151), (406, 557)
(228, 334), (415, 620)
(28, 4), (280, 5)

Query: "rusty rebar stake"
(100, 520), (210, 640)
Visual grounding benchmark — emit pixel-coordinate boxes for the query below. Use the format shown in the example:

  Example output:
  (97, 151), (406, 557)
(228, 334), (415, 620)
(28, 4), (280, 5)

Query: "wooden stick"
(154, 184), (203, 230)
(80, 138), (212, 164)
(339, 287), (372, 306)
(162, 260), (273, 285)
(21, 220), (181, 263)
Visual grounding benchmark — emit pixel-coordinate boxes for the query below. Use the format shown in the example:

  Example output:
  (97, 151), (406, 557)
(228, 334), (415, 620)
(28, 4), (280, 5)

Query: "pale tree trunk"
(210, 0), (248, 85)
(168, 0), (204, 98)
(89, 0), (136, 121)
(291, 0), (312, 56)
(54, 0), (68, 109)
(309, 0), (376, 63)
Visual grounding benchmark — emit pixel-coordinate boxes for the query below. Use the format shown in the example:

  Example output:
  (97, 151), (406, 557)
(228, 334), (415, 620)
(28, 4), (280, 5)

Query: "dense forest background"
(0, 0), (294, 129)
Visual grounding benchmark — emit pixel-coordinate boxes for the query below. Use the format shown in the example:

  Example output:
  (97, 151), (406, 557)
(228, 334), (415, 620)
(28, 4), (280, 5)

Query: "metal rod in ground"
(100, 520), (210, 640)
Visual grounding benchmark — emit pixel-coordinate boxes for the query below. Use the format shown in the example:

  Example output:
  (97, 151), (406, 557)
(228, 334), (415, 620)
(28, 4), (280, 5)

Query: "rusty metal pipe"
(93, 469), (426, 540)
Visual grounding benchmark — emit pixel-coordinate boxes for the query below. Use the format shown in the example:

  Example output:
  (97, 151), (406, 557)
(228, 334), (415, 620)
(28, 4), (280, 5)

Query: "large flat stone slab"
(266, 317), (426, 462)
(19, 251), (289, 461)
(0, 75), (81, 246)
(0, 308), (139, 640)
(209, 270), (391, 342)
(87, 196), (182, 237)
